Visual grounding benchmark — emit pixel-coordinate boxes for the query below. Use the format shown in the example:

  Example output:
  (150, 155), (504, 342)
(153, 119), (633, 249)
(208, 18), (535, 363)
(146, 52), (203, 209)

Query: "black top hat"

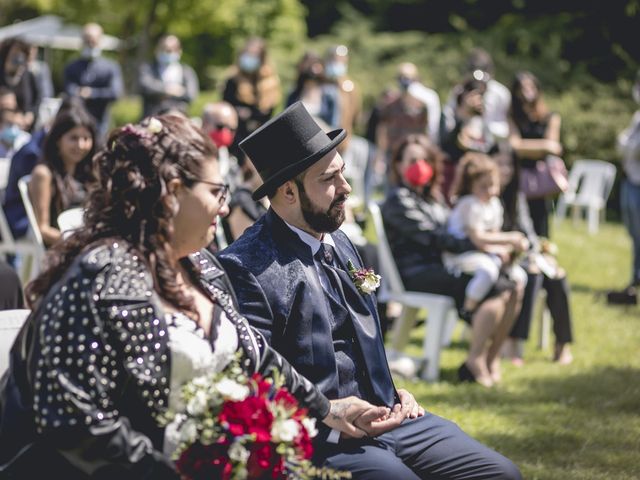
(239, 101), (346, 200)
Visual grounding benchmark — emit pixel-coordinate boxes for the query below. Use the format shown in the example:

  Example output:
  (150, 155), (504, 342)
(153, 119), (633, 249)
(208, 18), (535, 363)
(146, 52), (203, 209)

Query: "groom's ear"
(279, 180), (298, 205)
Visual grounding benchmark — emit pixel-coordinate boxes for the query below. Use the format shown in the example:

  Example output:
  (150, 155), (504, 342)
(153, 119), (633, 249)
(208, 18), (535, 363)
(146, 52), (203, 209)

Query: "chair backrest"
(17, 175), (45, 248)
(367, 202), (406, 296)
(0, 309), (30, 376)
(0, 157), (10, 191)
(566, 160), (617, 207)
(343, 135), (375, 205)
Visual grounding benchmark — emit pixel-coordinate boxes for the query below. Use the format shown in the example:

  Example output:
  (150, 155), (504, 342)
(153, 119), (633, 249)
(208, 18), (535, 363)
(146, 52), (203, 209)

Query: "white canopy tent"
(0, 15), (121, 51)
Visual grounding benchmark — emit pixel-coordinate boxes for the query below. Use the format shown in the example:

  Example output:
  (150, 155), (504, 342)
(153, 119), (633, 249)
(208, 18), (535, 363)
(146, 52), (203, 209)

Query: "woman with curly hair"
(29, 106), (97, 247)
(0, 114), (388, 478)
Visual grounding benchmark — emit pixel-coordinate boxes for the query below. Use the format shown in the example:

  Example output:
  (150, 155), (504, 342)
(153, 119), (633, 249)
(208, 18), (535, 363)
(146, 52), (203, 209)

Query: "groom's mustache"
(330, 194), (349, 209)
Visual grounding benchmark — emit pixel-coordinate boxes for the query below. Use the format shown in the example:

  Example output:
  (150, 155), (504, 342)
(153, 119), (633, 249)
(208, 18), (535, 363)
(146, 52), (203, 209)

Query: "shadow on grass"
(430, 365), (640, 414)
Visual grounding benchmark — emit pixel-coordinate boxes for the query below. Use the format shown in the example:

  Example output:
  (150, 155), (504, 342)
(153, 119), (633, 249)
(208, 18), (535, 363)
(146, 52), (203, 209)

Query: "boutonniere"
(347, 260), (382, 295)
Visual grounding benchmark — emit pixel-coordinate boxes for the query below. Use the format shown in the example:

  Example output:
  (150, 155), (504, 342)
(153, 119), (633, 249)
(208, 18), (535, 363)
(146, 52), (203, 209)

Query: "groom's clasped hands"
(323, 389), (425, 439)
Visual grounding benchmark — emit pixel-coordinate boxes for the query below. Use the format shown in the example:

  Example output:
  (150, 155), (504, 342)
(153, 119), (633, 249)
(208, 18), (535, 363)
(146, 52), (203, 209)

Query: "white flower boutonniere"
(347, 259), (381, 295)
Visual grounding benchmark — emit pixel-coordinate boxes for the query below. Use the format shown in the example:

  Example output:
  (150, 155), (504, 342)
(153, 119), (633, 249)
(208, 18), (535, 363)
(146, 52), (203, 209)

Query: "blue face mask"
(0, 124), (21, 145)
(10, 54), (27, 68)
(157, 52), (180, 65)
(239, 53), (261, 73)
(325, 61), (347, 80)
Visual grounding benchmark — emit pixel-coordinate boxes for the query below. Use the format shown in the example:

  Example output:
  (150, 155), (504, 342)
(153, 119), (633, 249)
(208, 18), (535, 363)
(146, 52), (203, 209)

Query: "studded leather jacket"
(0, 241), (330, 479)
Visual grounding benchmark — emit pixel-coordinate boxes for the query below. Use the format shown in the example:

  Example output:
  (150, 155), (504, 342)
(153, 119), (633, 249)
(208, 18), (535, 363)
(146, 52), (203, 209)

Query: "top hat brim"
(251, 128), (347, 200)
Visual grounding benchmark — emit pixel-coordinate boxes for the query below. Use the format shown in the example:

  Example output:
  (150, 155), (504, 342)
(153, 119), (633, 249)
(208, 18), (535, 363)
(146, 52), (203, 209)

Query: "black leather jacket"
(381, 186), (476, 277)
(0, 241), (329, 479)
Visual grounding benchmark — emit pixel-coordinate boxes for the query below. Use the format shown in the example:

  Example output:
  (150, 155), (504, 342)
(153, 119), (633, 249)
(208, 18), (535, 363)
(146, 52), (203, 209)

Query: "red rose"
(294, 420), (314, 460)
(247, 442), (278, 478)
(252, 373), (274, 398)
(274, 388), (298, 409)
(176, 440), (233, 480)
(219, 396), (274, 442)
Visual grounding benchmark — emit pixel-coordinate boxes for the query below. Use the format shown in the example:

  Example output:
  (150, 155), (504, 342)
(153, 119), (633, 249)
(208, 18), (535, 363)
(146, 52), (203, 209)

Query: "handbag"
(519, 155), (569, 200)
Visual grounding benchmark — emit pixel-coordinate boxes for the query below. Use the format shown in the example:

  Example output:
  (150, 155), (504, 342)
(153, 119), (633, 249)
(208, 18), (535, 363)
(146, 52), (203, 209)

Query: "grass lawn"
(390, 219), (640, 480)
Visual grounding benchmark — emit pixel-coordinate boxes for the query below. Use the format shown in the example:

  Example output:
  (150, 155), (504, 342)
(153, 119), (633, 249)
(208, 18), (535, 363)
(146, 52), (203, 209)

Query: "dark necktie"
(315, 243), (345, 305)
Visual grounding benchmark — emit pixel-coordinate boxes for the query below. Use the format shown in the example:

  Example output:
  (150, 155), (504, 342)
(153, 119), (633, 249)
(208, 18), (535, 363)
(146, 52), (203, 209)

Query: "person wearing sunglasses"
(201, 101), (240, 189)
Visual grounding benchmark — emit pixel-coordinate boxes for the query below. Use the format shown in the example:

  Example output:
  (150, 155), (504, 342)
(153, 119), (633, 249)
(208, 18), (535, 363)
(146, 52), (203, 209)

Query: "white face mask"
(239, 53), (260, 73)
(81, 46), (101, 59)
(325, 61), (347, 80)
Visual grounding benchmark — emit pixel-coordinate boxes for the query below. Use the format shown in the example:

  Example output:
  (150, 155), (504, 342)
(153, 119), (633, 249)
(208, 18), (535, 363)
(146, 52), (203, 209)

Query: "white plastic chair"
(0, 157), (10, 189)
(0, 309), (30, 376)
(342, 135), (376, 207)
(17, 175), (45, 249)
(555, 160), (617, 234)
(368, 202), (458, 382)
(0, 171), (45, 284)
(57, 207), (84, 238)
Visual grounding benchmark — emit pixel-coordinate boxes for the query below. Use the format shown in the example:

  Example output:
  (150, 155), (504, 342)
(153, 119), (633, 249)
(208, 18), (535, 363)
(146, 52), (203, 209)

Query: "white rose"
(301, 417), (318, 438)
(215, 378), (250, 401)
(186, 390), (208, 416)
(229, 441), (250, 463)
(179, 419), (198, 444)
(361, 274), (381, 294)
(271, 418), (300, 442)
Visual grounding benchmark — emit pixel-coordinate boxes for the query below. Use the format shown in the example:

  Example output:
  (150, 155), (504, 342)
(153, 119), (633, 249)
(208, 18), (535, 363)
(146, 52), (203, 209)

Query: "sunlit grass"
(390, 219), (640, 480)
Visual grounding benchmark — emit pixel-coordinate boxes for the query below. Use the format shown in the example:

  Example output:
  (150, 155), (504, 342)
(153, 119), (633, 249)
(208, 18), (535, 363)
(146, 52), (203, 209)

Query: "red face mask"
(404, 159), (434, 188)
(209, 128), (235, 148)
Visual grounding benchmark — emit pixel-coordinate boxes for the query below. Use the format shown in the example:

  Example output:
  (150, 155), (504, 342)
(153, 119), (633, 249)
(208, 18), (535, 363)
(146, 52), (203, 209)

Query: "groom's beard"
(297, 182), (347, 233)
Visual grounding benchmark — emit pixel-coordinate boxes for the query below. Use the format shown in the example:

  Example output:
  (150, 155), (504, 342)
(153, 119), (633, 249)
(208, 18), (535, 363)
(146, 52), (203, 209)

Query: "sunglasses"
(213, 123), (236, 132)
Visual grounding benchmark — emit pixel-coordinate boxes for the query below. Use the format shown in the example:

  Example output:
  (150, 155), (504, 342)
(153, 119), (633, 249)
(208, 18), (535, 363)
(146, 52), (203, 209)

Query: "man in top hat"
(218, 102), (522, 479)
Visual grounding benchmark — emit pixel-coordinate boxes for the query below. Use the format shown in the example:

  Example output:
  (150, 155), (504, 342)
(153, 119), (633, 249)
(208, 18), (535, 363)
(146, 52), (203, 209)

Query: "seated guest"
(3, 96), (84, 239)
(222, 153), (268, 243)
(494, 148), (574, 365)
(219, 103), (521, 478)
(29, 107), (96, 247)
(0, 260), (24, 309)
(0, 114), (387, 477)
(444, 152), (529, 320)
(382, 134), (524, 386)
(201, 101), (240, 188)
(0, 87), (30, 157)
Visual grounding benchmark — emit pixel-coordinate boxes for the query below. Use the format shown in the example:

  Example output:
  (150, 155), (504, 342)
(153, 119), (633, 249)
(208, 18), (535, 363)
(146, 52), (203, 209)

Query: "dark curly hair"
(390, 134), (445, 201)
(27, 114), (218, 320)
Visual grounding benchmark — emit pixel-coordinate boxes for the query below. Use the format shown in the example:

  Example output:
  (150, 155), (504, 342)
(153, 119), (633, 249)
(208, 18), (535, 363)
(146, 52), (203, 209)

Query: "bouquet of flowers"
(162, 357), (349, 480)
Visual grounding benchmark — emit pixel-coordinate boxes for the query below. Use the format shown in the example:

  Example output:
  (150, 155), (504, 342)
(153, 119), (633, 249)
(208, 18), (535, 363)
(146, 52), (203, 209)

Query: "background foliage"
(2, 0), (639, 207)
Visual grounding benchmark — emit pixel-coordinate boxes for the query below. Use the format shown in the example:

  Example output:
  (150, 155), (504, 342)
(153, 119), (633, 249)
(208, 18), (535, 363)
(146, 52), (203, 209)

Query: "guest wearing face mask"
(323, 45), (360, 152)
(374, 63), (429, 189)
(138, 35), (199, 118)
(222, 37), (281, 154)
(286, 51), (340, 129)
(201, 101), (240, 189)
(0, 87), (30, 158)
(63, 23), (123, 139)
(0, 37), (40, 131)
(382, 135), (523, 386)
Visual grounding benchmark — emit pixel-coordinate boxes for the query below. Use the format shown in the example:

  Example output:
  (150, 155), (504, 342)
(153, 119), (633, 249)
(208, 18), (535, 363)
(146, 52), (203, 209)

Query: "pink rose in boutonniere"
(347, 260), (381, 295)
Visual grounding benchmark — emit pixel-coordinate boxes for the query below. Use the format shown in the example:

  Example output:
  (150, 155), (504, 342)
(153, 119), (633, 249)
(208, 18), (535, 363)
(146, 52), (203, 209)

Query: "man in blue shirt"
(64, 23), (123, 139)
